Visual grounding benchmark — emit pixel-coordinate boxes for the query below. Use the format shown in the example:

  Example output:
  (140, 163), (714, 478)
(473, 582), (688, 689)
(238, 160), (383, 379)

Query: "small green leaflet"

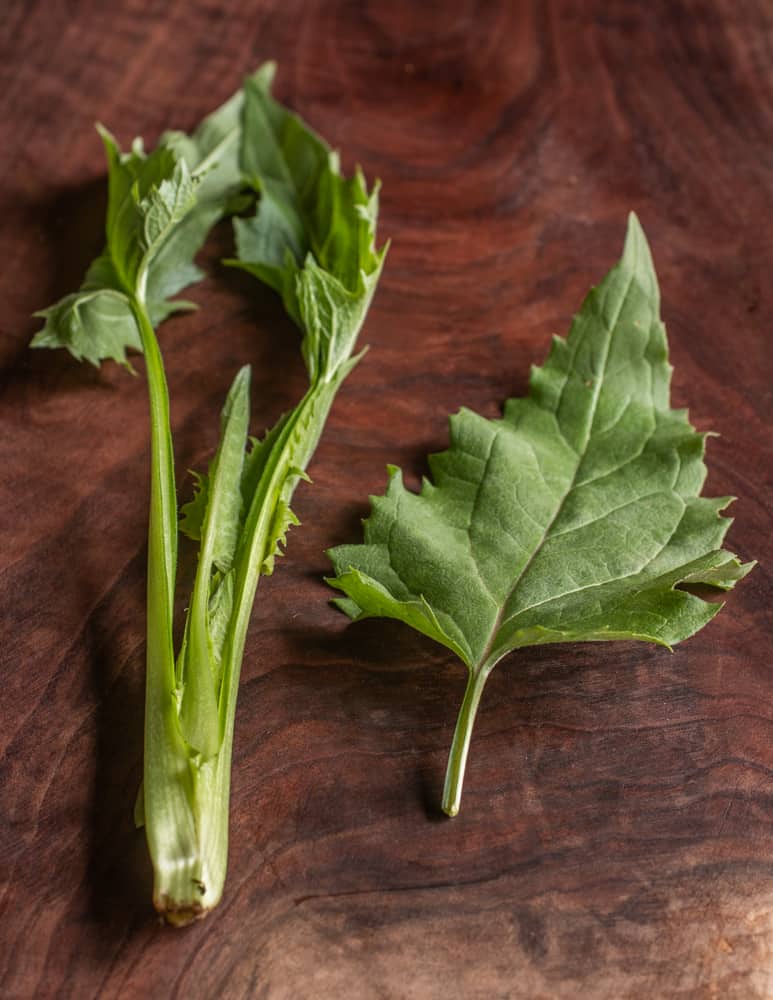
(327, 214), (754, 817)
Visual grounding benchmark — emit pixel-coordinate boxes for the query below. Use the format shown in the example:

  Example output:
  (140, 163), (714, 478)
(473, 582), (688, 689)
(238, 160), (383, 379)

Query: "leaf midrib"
(471, 269), (636, 673)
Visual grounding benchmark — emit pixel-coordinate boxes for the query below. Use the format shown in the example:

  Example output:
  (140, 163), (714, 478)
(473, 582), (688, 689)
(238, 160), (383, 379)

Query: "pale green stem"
(130, 297), (205, 922)
(442, 666), (490, 817)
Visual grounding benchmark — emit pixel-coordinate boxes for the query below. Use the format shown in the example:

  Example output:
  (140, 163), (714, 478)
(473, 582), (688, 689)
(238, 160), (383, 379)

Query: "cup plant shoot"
(32, 65), (385, 924)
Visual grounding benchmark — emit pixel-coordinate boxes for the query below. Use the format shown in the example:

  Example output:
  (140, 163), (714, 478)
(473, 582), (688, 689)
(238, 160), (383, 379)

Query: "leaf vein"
(473, 267), (636, 669)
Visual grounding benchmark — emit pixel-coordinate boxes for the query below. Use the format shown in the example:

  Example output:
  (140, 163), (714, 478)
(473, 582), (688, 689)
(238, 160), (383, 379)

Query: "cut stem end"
(441, 666), (490, 818)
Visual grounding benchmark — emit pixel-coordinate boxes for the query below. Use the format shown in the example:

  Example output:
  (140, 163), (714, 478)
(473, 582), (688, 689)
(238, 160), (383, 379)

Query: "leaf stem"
(442, 666), (490, 817)
(130, 295), (204, 918)
(130, 295), (177, 615)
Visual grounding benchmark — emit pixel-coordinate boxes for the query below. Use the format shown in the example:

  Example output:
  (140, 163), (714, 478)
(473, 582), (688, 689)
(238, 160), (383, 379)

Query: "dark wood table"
(1, 2), (771, 997)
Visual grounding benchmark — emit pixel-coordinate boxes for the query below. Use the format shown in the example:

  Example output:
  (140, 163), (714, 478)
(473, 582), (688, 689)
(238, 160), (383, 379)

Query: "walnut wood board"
(1, 2), (771, 997)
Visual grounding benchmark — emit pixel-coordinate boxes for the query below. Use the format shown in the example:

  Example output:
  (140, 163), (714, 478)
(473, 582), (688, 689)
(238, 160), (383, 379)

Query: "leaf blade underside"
(328, 215), (753, 671)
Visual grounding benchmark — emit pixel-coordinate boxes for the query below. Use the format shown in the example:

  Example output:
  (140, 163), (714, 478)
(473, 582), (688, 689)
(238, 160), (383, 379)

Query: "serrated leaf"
(226, 70), (385, 381)
(32, 81), (257, 368)
(31, 286), (141, 369)
(149, 70), (264, 312)
(327, 214), (754, 816)
(180, 470), (209, 543)
(239, 417), (289, 509)
(295, 256), (382, 383)
(261, 500), (301, 575)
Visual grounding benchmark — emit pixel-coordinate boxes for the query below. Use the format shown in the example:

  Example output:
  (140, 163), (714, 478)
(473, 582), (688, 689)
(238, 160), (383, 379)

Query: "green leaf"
(239, 416), (290, 511)
(31, 286), (140, 369)
(227, 68), (386, 381)
(194, 365), (251, 575)
(227, 66), (327, 326)
(96, 126), (195, 295)
(31, 78), (259, 367)
(261, 499), (301, 576)
(150, 70), (265, 311)
(161, 75), (248, 200)
(231, 193), (306, 324)
(179, 470), (209, 543)
(206, 569), (236, 676)
(327, 214), (754, 815)
(295, 257), (381, 384)
(238, 65), (329, 235)
(178, 366), (251, 759)
(31, 133), (199, 366)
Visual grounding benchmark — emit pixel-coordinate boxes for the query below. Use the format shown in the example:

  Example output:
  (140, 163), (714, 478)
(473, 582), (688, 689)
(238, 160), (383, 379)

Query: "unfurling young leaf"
(31, 75), (259, 368)
(327, 214), (754, 817)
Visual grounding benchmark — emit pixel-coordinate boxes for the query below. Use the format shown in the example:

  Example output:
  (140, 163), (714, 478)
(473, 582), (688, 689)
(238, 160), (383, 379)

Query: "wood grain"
(1, 1), (771, 997)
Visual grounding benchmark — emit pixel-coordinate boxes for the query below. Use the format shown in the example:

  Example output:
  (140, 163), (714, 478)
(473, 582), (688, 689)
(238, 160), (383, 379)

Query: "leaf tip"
(254, 61), (278, 92)
(623, 210), (648, 253)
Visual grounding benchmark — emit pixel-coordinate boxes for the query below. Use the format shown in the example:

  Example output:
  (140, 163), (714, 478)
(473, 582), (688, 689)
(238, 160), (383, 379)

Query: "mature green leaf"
(327, 214), (753, 815)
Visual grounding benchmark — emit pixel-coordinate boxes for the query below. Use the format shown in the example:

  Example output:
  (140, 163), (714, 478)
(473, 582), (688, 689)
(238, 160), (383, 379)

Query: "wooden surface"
(1, 2), (771, 997)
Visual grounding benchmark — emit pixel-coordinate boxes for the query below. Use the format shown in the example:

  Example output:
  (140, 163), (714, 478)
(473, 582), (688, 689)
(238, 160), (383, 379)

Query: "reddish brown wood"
(1, 1), (771, 997)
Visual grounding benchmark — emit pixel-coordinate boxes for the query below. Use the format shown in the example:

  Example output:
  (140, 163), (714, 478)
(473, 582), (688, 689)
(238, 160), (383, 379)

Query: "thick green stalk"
(130, 302), (359, 922)
(137, 373), (348, 924)
(130, 296), (208, 921)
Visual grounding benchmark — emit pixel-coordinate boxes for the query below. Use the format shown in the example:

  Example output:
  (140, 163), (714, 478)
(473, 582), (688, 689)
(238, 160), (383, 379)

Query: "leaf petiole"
(442, 665), (492, 817)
